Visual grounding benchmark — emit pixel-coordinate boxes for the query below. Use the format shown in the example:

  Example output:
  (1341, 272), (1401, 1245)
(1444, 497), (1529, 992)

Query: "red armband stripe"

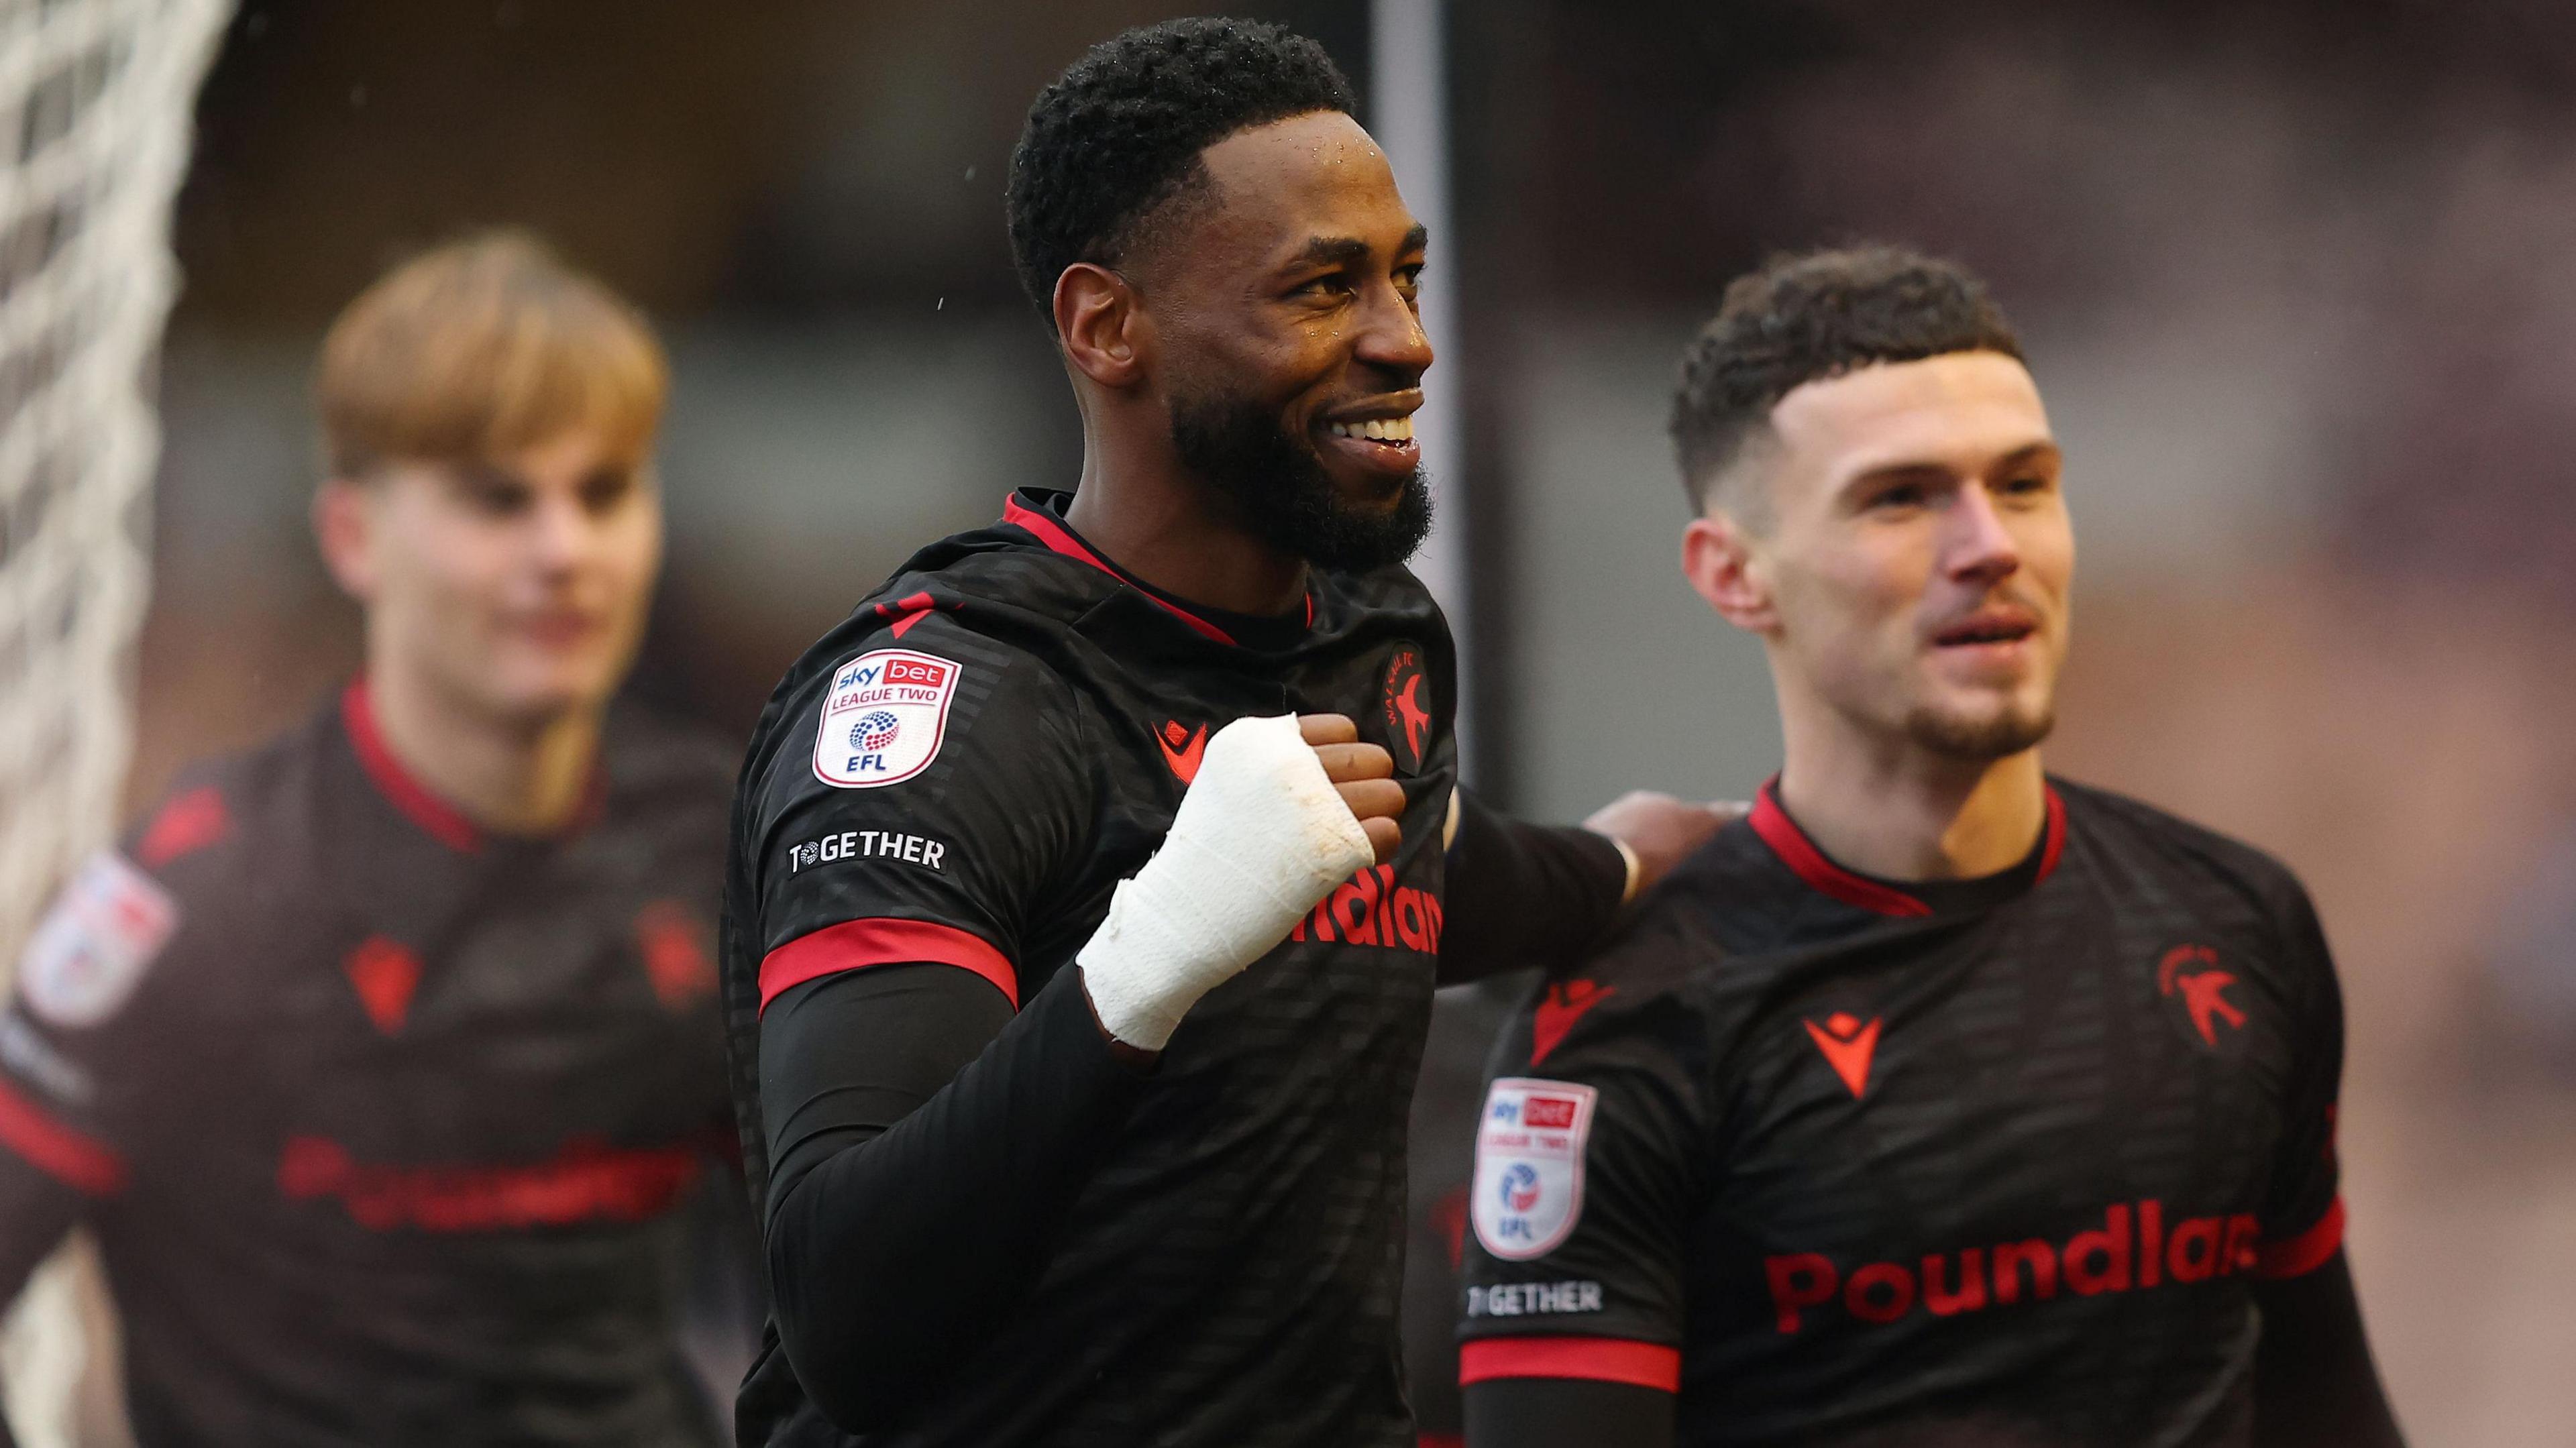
(0, 1078), (127, 1196)
(1458, 1335), (1681, 1392)
(2255, 1196), (2346, 1279)
(758, 917), (1018, 1013)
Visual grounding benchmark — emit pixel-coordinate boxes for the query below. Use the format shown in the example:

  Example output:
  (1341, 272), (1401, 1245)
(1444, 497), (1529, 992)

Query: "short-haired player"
(1454, 247), (2404, 1448)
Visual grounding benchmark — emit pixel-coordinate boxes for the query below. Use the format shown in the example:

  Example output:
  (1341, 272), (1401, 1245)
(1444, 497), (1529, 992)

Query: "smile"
(1324, 415), (1415, 445)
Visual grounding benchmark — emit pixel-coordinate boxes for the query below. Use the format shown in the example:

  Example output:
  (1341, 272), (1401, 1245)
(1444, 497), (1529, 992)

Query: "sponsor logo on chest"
(1285, 861), (1443, 954)
(1762, 1198), (2266, 1335)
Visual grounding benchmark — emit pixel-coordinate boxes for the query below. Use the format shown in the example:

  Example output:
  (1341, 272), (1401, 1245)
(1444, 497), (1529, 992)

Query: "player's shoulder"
(120, 697), (344, 888)
(2053, 777), (2316, 922)
(1495, 898), (1731, 1085)
(11, 702), (333, 1034)
(742, 556), (1097, 840)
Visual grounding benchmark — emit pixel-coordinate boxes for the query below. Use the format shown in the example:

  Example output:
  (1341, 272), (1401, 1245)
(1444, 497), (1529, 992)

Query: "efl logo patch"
(813, 649), (963, 789)
(1472, 1077), (1597, 1262)
(17, 850), (177, 1029)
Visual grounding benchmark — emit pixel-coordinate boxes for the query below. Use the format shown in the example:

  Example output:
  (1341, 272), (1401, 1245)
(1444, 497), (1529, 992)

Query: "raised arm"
(737, 651), (1391, 1432)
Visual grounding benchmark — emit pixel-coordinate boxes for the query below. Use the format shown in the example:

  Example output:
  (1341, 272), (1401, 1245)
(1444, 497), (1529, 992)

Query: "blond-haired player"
(0, 233), (745, 1447)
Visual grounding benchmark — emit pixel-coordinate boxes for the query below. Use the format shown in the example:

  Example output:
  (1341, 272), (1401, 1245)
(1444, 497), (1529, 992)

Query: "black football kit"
(722, 490), (1629, 1447)
(0, 685), (743, 1447)
(1456, 780), (2355, 1448)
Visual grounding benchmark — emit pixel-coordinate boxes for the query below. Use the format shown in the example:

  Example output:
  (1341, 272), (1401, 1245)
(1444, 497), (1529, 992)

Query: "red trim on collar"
(1748, 783), (1932, 917)
(1002, 495), (1313, 648)
(341, 682), (482, 852)
(2036, 785), (2068, 885)
(1748, 779), (2070, 915)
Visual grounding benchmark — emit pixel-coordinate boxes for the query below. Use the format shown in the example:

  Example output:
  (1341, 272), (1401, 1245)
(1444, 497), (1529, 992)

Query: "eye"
(457, 469), (531, 517)
(580, 467), (636, 514)
(1295, 271), (1354, 301)
(1868, 482), (1927, 512)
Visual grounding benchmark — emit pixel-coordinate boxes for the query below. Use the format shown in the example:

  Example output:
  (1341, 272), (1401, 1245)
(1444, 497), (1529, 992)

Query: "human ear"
(1680, 513), (1777, 634)
(312, 478), (380, 604)
(1053, 263), (1150, 389)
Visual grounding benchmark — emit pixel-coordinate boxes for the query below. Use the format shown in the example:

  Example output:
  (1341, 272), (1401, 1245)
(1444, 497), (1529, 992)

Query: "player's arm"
(1465, 1379), (1673, 1448)
(1455, 1015), (1700, 1448)
(1438, 788), (1731, 985)
(2244, 874), (2404, 1447)
(0, 822), (217, 1431)
(2251, 1251), (2402, 1447)
(746, 639), (1387, 1431)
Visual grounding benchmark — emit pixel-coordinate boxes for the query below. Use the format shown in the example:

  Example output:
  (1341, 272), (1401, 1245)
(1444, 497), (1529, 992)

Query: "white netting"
(0, 3), (234, 1443)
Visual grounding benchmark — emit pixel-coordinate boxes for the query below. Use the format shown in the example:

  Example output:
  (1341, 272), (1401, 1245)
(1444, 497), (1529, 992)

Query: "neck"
(366, 665), (600, 837)
(1061, 404), (1307, 618)
(1773, 691), (2047, 882)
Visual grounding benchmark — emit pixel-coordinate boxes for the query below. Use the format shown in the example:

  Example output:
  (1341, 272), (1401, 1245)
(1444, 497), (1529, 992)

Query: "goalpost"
(0, 1), (234, 1443)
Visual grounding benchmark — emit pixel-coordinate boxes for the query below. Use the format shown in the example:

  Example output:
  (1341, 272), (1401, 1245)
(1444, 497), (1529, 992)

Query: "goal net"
(0, 1), (234, 1443)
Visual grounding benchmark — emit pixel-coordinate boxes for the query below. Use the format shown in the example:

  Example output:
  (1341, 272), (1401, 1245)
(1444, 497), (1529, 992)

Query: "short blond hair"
(316, 231), (666, 478)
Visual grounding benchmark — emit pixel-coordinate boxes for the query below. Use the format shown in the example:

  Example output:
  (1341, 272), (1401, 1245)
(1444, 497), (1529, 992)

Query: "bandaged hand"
(1078, 714), (1399, 1050)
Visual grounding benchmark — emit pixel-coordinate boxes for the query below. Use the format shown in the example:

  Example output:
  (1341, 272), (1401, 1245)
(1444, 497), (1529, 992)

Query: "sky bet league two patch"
(1472, 1078), (1599, 1262)
(812, 649), (962, 789)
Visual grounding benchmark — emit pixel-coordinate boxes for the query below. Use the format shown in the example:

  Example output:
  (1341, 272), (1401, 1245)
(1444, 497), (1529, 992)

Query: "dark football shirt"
(0, 685), (741, 1447)
(1456, 779), (2348, 1448)
(722, 490), (1461, 1446)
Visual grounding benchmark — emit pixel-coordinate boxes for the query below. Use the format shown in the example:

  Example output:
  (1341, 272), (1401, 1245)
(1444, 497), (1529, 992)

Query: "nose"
(1943, 482), (2021, 587)
(527, 491), (594, 575)
(1354, 278), (1433, 382)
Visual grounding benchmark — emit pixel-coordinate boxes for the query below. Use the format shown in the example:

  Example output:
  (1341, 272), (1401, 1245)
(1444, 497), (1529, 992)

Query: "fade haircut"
(1669, 245), (2023, 522)
(1006, 17), (1358, 327)
(317, 230), (665, 480)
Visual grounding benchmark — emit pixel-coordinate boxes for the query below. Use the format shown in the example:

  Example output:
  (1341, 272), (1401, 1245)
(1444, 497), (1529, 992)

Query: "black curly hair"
(1670, 245), (2023, 518)
(1006, 17), (1358, 327)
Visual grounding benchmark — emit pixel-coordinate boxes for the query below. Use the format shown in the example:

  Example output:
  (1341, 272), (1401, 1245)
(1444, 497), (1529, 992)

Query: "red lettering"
(1391, 888), (1428, 950)
(2139, 1199), (2164, 1288)
(2064, 1204), (2133, 1295)
(1765, 1252), (1838, 1334)
(1922, 1248), (1987, 1316)
(1308, 900), (1336, 943)
(276, 1135), (702, 1233)
(1422, 892), (1444, 952)
(2221, 1214), (2261, 1276)
(1332, 882), (1377, 946)
(1992, 1239), (2058, 1304)
(1845, 1262), (1915, 1323)
(2167, 1217), (2222, 1282)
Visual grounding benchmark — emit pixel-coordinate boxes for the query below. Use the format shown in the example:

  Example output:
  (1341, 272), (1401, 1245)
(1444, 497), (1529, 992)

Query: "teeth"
(1327, 416), (1415, 443)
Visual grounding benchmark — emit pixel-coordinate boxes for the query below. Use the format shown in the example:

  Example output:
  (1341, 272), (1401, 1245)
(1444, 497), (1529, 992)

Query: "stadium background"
(69, 0), (2576, 1441)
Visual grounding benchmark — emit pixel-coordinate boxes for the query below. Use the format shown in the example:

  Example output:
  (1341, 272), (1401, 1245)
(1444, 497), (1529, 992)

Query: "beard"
(1169, 387), (1432, 573)
(1902, 698), (2056, 761)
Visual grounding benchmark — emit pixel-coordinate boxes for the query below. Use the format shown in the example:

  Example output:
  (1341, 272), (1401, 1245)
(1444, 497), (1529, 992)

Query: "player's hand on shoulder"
(1298, 713), (1403, 865)
(1583, 791), (1747, 902)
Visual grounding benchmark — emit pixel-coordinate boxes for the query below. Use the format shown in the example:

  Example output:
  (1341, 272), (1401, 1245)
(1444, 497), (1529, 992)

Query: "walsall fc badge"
(1381, 643), (1430, 774)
